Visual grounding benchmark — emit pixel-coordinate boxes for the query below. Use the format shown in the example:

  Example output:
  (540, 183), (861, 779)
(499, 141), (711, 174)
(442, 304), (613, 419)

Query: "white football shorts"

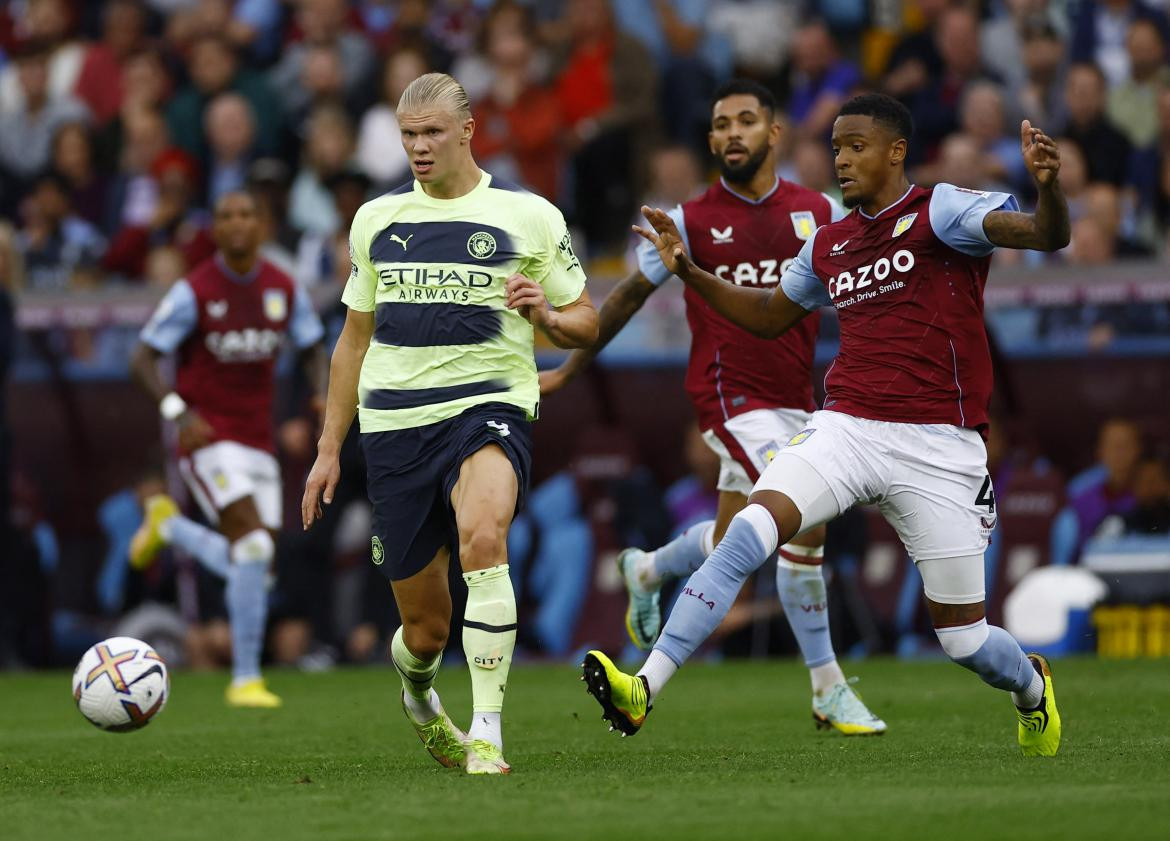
(756, 409), (997, 564)
(178, 440), (282, 530)
(701, 407), (815, 496)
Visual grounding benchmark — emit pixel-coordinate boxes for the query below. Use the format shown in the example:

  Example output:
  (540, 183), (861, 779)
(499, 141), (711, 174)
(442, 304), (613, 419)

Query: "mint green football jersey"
(342, 172), (587, 432)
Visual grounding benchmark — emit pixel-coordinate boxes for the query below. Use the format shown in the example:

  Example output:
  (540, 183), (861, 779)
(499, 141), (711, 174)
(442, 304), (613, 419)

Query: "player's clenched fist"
(506, 273), (551, 328)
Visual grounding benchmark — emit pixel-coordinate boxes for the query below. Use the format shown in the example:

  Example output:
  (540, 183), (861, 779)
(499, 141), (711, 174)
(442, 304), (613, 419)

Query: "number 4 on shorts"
(486, 420), (510, 438)
(976, 475), (996, 513)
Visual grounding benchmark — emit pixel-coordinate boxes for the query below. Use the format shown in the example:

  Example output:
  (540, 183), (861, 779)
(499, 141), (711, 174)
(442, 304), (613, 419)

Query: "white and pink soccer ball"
(71, 637), (170, 732)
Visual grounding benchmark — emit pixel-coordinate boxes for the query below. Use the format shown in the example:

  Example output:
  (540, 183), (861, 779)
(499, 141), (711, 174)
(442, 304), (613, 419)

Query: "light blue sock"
(652, 519), (715, 580)
(226, 530), (274, 682)
(162, 514), (230, 578)
(775, 555), (836, 668)
(954, 624), (1040, 699)
(654, 507), (777, 667)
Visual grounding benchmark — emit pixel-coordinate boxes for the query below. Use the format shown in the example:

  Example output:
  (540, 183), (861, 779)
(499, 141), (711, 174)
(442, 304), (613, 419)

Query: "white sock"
(634, 550), (660, 591)
(403, 688), (442, 723)
(637, 649), (678, 701)
(1011, 667), (1045, 709)
(469, 710), (502, 749)
(810, 660), (847, 697)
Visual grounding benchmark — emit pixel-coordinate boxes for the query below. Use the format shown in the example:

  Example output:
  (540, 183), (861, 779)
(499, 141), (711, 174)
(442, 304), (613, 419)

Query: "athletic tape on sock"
(391, 626), (441, 701)
(463, 564), (517, 713)
(229, 529), (274, 566)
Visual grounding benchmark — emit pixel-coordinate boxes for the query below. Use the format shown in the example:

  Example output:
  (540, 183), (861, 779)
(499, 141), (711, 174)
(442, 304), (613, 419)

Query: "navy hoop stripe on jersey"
(363, 380), (509, 411)
(375, 302), (501, 346)
(369, 221), (516, 266)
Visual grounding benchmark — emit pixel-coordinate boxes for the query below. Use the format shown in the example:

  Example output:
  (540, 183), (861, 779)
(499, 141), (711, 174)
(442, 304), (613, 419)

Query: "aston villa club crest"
(263, 289), (287, 321)
(790, 211), (815, 241)
(892, 212), (918, 238)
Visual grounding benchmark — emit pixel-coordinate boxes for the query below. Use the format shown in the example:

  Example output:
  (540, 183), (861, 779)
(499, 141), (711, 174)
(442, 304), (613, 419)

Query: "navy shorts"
(361, 402), (533, 581)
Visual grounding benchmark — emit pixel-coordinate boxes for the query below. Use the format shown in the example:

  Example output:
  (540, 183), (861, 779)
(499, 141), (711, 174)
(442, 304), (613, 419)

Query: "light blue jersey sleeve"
(139, 279), (198, 353)
(289, 284), (326, 349)
(779, 229), (830, 311)
(928, 183), (1020, 257)
(635, 205), (691, 287)
(823, 193), (849, 222)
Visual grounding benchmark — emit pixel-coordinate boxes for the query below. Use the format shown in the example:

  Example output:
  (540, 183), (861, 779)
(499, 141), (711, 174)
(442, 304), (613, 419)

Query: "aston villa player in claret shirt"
(543, 79), (885, 736)
(585, 93), (1070, 759)
(129, 191), (327, 709)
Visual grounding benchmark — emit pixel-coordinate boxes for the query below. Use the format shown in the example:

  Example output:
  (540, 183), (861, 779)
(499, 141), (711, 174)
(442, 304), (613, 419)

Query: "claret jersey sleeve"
(635, 205), (691, 287)
(779, 229), (830, 311)
(928, 183), (1020, 257)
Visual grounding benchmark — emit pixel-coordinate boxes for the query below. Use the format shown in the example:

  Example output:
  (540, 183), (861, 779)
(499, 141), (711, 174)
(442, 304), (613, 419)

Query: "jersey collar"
(215, 253), (261, 284)
(859, 185), (915, 220)
(719, 176), (780, 206)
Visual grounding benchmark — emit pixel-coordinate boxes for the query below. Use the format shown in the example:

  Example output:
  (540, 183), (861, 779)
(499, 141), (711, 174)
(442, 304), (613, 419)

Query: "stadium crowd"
(2, 0), (1170, 670)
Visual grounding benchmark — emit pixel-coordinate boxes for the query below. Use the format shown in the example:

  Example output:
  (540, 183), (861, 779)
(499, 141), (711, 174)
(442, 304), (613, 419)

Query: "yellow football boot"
(581, 650), (651, 736)
(225, 678), (282, 708)
(1017, 654), (1061, 756)
(129, 494), (179, 571)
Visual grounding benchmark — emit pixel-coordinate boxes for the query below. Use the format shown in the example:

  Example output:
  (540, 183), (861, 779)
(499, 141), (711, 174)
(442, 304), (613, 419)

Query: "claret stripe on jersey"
(374, 302), (501, 346)
(370, 221), (517, 266)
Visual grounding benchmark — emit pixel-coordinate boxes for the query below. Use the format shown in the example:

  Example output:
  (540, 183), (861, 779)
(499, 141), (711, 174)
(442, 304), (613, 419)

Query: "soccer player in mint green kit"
(302, 73), (598, 775)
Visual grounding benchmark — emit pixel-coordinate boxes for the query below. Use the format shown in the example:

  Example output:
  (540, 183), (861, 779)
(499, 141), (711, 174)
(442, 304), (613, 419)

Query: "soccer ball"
(71, 637), (170, 732)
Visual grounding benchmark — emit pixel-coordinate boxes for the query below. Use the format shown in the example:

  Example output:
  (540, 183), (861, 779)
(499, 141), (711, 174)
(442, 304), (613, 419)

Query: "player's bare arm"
(129, 341), (214, 451)
(635, 205), (811, 339)
(302, 308), (374, 530)
(505, 274), (599, 349)
(540, 271), (656, 395)
(981, 120), (1070, 252)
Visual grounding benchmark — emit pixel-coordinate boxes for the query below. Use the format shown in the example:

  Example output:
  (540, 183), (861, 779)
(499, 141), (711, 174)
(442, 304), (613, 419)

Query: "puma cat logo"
(389, 233), (414, 250)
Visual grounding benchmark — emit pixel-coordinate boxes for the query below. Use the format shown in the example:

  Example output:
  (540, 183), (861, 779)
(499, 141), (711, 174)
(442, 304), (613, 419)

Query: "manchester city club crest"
(263, 289), (287, 321)
(371, 536), (385, 566)
(467, 231), (497, 259)
(790, 211), (815, 241)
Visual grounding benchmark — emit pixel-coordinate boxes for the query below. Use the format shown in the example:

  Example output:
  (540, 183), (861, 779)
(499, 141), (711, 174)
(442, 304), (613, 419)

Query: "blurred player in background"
(129, 191), (327, 708)
(587, 94), (1070, 757)
(302, 73), (597, 775)
(543, 79), (885, 735)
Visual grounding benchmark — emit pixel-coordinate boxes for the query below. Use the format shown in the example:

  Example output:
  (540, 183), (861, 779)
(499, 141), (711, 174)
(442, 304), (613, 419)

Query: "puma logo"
(389, 233), (414, 250)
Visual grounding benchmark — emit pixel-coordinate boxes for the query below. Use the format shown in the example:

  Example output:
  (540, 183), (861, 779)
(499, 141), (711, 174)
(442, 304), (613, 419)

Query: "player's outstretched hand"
(506, 273), (552, 329)
(633, 206), (693, 277)
(1021, 120), (1060, 187)
(177, 410), (215, 452)
(302, 452), (340, 530)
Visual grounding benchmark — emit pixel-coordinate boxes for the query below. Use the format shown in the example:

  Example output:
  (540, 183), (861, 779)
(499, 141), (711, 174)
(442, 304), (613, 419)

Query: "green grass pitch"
(2, 657), (1167, 840)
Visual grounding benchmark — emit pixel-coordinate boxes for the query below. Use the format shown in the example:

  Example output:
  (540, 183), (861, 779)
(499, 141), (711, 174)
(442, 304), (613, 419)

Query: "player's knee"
(935, 618), (989, 662)
(460, 524), (508, 571)
(403, 619), (448, 661)
(229, 528), (275, 566)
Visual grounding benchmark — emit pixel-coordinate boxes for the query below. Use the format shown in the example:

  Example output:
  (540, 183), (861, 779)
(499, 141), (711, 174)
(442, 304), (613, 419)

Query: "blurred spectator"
(1067, 214), (1117, 264)
(0, 0), (85, 113)
(471, 2), (564, 200)
(1061, 62), (1133, 186)
(165, 0), (285, 65)
(554, 0), (657, 254)
(611, 0), (731, 148)
(1014, 20), (1069, 132)
(97, 48), (174, 175)
(143, 244), (187, 288)
(51, 122), (110, 230)
(296, 167), (370, 290)
(74, 0), (150, 127)
(882, 0), (947, 102)
(1050, 417), (1143, 565)
(1107, 18), (1170, 150)
(1081, 181), (1152, 257)
(1154, 87), (1170, 228)
(204, 92), (258, 204)
(362, 0), (454, 72)
(288, 103), (355, 236)
(958, 82), (1029, 191)
(788, 136), (838, 197)
(0, 225), (14, 554)
(1071, 0), (1170, 88)
(0, 41), (89, 186)
(981, 0), (1064, 95)
(355, 47), (426, 189)
(1122, 457), (1170, 534)
(247, 157), (300, 273)
(107, 106), (172, 232)
(17, 171), (107, 291)
(786, 20), (860, 142)
(1058, 137), (1092, 215)
(269, 0), (376, 123)
(905, 5), (998, 163)
(103, 149), (214, 278)
(166, 34), (281, 166)
(642, 143), (702, 209)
